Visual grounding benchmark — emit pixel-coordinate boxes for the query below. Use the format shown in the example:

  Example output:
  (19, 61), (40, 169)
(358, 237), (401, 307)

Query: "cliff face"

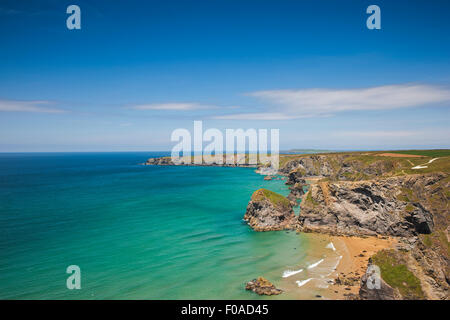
(280, 155), (338, 177)
(298, 174), (444, 237)
(280, 153), (414, 182)
(244, 189), (297, 231)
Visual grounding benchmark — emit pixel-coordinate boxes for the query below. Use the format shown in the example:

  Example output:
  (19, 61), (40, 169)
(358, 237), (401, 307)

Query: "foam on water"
(282, 268), (304, 278)
(325, 242), (336, 251)
(296, 278), (313, 287)
(307, 258), (324, 270)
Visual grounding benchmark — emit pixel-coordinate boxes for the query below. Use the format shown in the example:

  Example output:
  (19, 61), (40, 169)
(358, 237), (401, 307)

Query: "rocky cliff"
(298, 174), (445, 237)
(280, 153), (417, 182)
(244, 188), (297, 231)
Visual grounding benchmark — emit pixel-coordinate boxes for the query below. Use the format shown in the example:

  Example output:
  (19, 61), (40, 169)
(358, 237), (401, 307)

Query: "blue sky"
(0, 0), (449, 151)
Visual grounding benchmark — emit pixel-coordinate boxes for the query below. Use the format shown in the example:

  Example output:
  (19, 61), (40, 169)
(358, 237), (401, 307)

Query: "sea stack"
(244, 188), (297, 231)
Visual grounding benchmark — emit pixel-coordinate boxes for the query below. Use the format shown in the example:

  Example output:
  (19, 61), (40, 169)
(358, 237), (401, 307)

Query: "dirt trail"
(411, 158), (439, 169)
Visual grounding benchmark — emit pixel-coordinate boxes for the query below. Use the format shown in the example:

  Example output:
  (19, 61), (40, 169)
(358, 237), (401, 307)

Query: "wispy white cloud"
(216, 84), (450, 120)
(130, 102), (218, 111)
(213, 112), (292, 120)
(0, 100), (65, 113)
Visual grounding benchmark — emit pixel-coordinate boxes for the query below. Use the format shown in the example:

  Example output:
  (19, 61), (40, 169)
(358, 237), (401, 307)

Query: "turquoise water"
(0, 152), (311, 299)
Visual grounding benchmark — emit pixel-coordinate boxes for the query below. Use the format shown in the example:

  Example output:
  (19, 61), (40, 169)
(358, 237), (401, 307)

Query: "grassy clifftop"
(251, 188), (290, 209)
(372, 249), (425, 299)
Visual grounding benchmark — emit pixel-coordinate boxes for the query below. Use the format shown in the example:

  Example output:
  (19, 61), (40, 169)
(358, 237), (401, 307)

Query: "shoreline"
(326, 235), (396, 299)
(279, 232), (395, 300)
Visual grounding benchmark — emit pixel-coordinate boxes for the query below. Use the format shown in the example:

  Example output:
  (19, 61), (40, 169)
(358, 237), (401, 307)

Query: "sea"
(0, 152), (342, 299)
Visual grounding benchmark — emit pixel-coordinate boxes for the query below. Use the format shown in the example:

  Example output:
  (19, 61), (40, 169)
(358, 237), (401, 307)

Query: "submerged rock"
(245, 277), (282, 295)
(244, 188), (297, 231)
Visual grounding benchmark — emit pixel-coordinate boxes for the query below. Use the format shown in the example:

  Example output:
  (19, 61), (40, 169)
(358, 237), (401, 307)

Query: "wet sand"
(279, 233), (396, 300)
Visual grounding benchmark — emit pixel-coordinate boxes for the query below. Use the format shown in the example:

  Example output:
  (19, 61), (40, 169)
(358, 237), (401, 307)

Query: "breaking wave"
(282, 268), (304, 278)
(325, 242), (336, 251)
(307, 258), (324, 270)
(296, 278), (313, 287)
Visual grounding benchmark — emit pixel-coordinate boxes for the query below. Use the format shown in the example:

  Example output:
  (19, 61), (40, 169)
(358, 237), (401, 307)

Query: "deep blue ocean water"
(0, 152), (314, 299)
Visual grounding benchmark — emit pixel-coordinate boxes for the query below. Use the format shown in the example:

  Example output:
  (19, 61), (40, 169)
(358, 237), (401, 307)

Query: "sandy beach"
(276, 232), (396, 300)
(325, 235), (397, 299)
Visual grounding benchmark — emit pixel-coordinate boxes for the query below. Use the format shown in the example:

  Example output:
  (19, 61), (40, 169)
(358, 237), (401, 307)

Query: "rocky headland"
(145, 155), (259, 167)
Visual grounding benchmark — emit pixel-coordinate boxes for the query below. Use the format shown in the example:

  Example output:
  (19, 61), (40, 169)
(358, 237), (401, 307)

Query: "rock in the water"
(245, 277), (282, 295)
(244, 188), (297, 231)
(286, 167), (306, 185)
(264, 175), (274, 180)
(287, 182), (306, 202)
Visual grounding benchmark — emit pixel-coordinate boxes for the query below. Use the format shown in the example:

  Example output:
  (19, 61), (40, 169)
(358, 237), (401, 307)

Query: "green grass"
(397, 187), (415, 202)
(252, 188), (290, 208)
(438, 230), (450, 256)
(372, 250), (424, 299)
(420, 231), (450, 257)
(304, 190), (319, 206)
(294, 167), (306, 176)
(422, 234), (433, 247)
